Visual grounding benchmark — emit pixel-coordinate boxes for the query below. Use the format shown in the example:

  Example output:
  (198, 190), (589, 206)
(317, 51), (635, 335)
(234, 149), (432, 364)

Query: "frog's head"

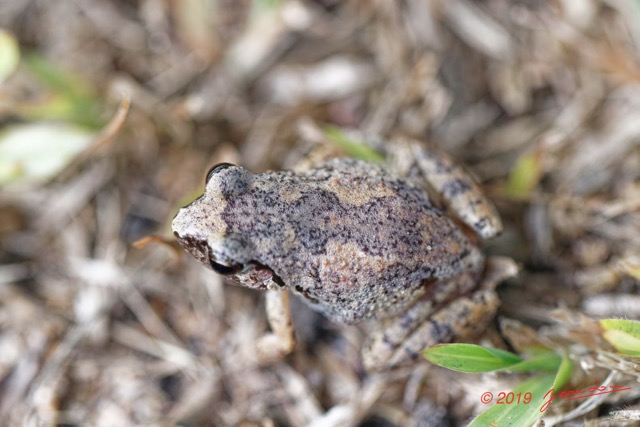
(171, 163), (286, 290)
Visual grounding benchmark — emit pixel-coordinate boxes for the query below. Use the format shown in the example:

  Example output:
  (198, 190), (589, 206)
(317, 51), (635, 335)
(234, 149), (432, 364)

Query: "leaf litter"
(1, 1), (640, 425)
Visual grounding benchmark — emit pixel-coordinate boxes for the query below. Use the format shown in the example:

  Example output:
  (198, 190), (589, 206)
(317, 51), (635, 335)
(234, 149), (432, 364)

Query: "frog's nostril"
(173, 231), (181, 239)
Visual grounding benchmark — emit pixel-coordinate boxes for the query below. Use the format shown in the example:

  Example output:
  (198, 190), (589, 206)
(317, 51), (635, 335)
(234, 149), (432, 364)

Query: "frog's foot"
(388, 138), (502, 240)
(256, 290), (297, 364)
(362, 256), (518, 371)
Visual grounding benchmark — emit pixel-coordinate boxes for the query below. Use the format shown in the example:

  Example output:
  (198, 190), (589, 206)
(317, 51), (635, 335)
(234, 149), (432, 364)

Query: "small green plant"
(0, 44), (108, 185)
(423, 344), (572, 426)
(423, 320), (640, 425)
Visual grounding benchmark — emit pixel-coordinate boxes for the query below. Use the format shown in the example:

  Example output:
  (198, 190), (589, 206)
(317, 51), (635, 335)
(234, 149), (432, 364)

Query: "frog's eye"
(209, 259), (243, 275)
(205, 162), (235, 184)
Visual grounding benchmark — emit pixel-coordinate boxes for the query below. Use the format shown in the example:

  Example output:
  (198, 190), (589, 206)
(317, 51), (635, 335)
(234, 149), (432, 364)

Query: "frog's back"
(223, 158), (481, 323)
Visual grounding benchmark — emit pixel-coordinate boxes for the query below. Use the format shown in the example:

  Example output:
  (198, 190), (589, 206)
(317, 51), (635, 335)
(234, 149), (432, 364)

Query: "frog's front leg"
(256, 290), (296, 364)
(389, 138), (502, 239)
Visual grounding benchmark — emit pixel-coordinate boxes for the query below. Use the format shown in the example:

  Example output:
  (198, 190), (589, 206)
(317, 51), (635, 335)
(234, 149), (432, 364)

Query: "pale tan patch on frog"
(325, 211), (344, 228)
(418, 222), (462, 255)
(282, 226), (297, 252)
(198, 189), (228, 235)
(279, 186), (304, 204)
(318, 241), (391, 286)
(325, 176), (396, 207)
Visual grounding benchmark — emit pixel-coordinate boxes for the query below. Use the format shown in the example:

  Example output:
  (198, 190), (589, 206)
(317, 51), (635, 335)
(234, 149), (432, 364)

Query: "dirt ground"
(1, 1), (640, 426)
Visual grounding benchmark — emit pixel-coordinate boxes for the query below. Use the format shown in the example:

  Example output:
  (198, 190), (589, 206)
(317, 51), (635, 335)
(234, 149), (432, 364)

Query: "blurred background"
(1, 0), (640, 425)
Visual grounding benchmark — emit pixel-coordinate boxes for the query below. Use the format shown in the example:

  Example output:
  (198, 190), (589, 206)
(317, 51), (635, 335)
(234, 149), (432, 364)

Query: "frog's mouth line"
(173, 231), (286, 290)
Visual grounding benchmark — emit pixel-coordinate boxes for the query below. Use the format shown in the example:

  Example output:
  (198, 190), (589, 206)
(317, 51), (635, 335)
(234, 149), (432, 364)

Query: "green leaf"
(422, 344), (523, 373)
(502, 350), (562, 373)
(469, 374), (555, 427)
(552, 353), (573, 391)
(505, 151), (541, 198)
(0, 29), (19, 84)
(323, 126), (385, 163)
(602, 330), (640, 357)
(600, 318), (640, 337)
(0, 123), (95, 185)
(23, 54), (90, 99)
(600, 319), (640, 356)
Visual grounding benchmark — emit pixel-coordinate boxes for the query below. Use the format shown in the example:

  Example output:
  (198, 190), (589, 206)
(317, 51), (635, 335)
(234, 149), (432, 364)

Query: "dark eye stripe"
(205, 163), (235, 184)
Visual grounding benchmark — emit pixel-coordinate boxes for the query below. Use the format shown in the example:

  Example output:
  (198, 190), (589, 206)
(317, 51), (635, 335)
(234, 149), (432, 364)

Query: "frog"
(171, 135), (517, 371)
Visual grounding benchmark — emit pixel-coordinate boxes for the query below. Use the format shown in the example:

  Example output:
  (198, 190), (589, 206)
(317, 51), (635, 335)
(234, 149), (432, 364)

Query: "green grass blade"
(501, 350), (562, 373)
(21, 53), (104, 129)
(552, 353), (573, 391)
(422, 344), (523, 373)
(323, 126), (385, 163)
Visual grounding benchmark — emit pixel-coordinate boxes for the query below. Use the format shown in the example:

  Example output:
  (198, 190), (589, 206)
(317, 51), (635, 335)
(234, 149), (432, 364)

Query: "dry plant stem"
(276, 365), (323, 426)
(593, 351), (640, 382)
(118, 278), (184, 347)
(36, 163), (113, 232)
(111, 323), (197, 370)
(309, 373), (388, 427)
(26, 321), (100, 424)
(584, 410), (640, 427)
(56, 96), (131, 182)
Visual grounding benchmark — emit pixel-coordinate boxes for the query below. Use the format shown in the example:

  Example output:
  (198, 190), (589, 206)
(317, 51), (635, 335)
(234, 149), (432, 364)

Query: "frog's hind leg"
(362, 270), (482, 371)
(371, 290), (500, 371)
(362, 256), (517, 371)
(389, 138), (502, 239)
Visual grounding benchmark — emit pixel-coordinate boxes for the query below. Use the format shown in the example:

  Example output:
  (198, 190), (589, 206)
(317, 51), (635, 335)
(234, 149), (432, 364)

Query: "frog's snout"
(172, 227), (208, 264)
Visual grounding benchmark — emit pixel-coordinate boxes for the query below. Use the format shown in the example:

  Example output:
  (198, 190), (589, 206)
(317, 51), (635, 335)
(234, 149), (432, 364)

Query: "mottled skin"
(172, 138), (516, 370)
